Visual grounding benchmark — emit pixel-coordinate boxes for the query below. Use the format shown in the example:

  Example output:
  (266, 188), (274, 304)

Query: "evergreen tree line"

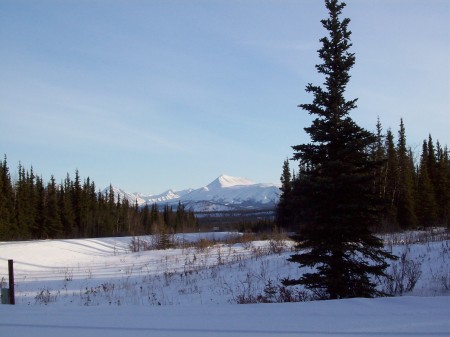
(0, 157), (197, 241)
(278, 119), (450, 232)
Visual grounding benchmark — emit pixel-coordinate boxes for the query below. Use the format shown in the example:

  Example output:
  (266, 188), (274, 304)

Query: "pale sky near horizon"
(1, 0), (449, 194)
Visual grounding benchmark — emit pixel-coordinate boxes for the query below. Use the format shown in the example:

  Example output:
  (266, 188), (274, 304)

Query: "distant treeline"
(196, 209), (276, 232)
(0, 161), (197, 241)
(278, 119), (450, 231)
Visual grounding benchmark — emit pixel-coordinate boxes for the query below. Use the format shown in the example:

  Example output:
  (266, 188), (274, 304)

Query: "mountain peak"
(207, 174), (255, 190)
(104, 174), (280, 212)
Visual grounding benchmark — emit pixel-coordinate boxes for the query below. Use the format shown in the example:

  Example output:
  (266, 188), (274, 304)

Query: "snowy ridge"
(106, 174), (280, 212)
(206, 174), (255, 189)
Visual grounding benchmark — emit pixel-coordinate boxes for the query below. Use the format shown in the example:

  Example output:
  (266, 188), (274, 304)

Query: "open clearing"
(1, 232), (449, 336)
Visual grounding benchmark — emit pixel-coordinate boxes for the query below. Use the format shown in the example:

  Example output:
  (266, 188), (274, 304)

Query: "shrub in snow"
(35, 288), (57, 305)
(383, 246), (422, 296)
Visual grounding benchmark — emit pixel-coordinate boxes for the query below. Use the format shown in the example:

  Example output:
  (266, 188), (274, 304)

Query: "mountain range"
(107, 174), (281, 212)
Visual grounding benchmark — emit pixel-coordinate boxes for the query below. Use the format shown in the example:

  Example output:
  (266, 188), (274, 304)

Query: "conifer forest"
(277, 121), (450, 233)
(0, 160), (197, 241)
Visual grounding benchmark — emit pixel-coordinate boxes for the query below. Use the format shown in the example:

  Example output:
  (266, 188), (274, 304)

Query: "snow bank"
(0, 296), (449, 337)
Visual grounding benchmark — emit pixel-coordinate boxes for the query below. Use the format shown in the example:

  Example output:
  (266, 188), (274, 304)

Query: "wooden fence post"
(8, 259), (15, 305)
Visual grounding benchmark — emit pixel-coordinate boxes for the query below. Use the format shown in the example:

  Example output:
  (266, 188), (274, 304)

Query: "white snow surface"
(1, 297), (449, 337)
(207, 174), (256, 189)
(0, 233), (449, 336)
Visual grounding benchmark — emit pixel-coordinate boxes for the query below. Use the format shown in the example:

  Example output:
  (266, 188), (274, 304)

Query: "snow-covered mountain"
(105, 174), (280, 212)
(106, 186), (193, 206)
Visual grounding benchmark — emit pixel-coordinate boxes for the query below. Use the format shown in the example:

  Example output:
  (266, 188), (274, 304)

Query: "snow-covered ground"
(1, 232), (449, 336)
(1, 296), (449, 337)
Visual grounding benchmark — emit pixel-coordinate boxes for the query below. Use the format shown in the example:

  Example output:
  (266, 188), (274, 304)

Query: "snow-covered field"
(1, 232), (449, 336)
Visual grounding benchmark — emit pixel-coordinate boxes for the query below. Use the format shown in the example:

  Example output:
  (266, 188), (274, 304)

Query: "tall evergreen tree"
(150, 203), (160, 231)
(396, 119), (417, 229)
(383, 129), (399, 229)
(435, 143), (449, 226)
(44, 175), (63, 238)
(33, 175), (46, 238)
(175, 201), (185, 233)
(14, 163), (30, 239)
(60, 174), (75, 237)
(373, 117), (386, 200)
(72, 169), (82, 236)
(416, 141), (437, 227)
(163, 204), (174, 231)
(142, 204), (151, 234)
(427, 135), (437, 188)
(0, 156), (14, 240)
(282, 0), (395, 299)
(276, 158), (293, 228)
(26, 167), (38, 236)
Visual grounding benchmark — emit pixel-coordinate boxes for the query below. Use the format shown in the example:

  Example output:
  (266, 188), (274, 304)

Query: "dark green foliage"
(73, 169), (82, 236)
(0, 156), (198, 241)
(158, 225), (172, 250)
(32, 176), (45, 238)
(435, 143), (450, 226)
(0, 156), (14, 240)
(373, 118), (387, 201)
(142, 204), (151, 234)
(276, 159), (294, 229)
(176, 201), (192, 233)
(14, 164), (35, 239)
(427, 135), (437, 187)
(383, 129), (399, 229)
(396, 119), (417, 229)
(282, 0), (395, 299)
(150, 202), (160, 232)
(370, 123), (449, 230)
(44, 176), (64, 238)
(60, 174), (75, 237)
(416, 141), (437, 227)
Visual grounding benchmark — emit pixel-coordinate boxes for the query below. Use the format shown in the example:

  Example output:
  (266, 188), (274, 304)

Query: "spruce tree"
(175, 201), (185, 233)
(14, 164), (29, 239)
(276, 159), (293, 229)
(373, 117), (386, 200)
(73, 169), (82, 236)
(150, 203), (159, 230)
(33, 176), (46, 238)
(142, 204), (151, 234)
(0, 156), (14, 240)
(416, 141), (437, 227)
(283, 0), (395, 299)
(427, 135), (437, 189)
(60, 174), (75, 237)
(396, 119), (417, 229)
(383, 129), (399, 229)
(44, 175), (63, 238)
(436, 143), (450, 226)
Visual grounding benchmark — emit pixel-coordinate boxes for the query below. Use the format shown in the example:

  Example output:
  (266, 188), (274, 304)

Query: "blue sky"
(1, 0), (449, 193)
